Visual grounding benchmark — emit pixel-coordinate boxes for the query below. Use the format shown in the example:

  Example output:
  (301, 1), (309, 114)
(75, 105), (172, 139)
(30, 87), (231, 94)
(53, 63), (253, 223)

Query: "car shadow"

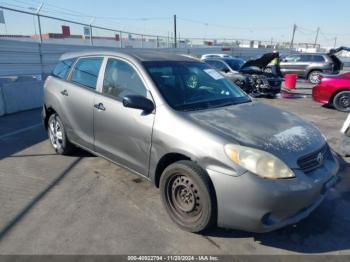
(204, 155), (350, 254)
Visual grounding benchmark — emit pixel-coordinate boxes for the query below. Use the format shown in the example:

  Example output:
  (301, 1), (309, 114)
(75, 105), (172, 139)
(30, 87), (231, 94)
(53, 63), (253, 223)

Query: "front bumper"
(207, 154), (339, 233)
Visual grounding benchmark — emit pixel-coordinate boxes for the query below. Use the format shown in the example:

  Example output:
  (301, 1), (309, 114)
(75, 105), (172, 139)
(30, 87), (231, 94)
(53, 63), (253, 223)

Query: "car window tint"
(285, 55), (301, 62)
(52, 58), (76, 79)
(213, 61), (228, 71)
(71, 57), (103, 89)
(300, 55), (312, 62)
(311, 55), (325, 62)
(205, 60), (217, 68)
(103, 58), (147, 99)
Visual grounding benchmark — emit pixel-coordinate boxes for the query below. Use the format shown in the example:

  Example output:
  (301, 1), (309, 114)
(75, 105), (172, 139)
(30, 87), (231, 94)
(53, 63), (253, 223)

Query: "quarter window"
(71, 57), (103, 89)
(103, 58), (147, 99)
(52, 58), (76, 79)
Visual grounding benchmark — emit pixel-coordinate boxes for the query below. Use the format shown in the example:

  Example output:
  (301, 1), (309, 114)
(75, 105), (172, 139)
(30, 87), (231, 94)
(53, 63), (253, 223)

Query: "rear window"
(70, 57), (103, 89)
(52, 58), (76, 79)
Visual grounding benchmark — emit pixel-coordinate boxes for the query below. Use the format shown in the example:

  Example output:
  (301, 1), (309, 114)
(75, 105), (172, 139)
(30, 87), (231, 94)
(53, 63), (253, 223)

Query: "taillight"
(44, 76), (51, 88)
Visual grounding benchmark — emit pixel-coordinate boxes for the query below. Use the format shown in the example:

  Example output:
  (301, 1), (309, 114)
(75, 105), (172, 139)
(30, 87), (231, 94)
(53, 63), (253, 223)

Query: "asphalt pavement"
(0, 97), (349, 255)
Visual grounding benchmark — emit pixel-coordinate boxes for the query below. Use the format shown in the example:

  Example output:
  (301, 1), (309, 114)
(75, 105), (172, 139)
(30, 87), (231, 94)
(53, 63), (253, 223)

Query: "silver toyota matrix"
(43, 50), (339, 233)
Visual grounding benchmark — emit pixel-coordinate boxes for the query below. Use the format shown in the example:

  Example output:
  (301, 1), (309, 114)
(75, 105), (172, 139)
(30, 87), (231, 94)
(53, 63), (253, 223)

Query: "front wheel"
(48, 113), (75, 155)
(160, 161), (216, 233)
(308, 70), (322, 84)
(333, 90), (350, 112)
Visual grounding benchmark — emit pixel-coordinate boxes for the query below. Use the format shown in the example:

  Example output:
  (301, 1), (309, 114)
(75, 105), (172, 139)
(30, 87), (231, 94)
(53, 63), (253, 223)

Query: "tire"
(308, 70), (322, 84)
(47, 113), (75, 155)
(333, 90), (350, 112)
(160, 160), (216, 233)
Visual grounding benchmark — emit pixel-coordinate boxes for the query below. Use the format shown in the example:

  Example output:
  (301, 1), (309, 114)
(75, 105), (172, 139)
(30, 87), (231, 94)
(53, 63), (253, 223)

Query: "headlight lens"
(225, 144), (295, 179)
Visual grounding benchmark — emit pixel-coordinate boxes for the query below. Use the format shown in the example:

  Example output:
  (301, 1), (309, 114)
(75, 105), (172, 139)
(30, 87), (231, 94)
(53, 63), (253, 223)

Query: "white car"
(200, 54), (233, 60)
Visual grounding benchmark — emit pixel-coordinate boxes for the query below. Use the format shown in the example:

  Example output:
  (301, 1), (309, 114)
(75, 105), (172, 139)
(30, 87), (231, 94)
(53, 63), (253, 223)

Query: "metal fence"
(0, 5), (313, 50)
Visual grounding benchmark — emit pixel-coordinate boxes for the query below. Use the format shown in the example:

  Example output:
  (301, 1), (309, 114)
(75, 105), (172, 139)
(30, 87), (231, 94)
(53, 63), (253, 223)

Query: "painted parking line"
(0, 123), (43, 140)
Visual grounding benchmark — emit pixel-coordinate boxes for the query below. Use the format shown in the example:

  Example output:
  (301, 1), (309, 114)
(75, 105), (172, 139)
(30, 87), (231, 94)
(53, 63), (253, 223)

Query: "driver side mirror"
(122, 95), (155, 113)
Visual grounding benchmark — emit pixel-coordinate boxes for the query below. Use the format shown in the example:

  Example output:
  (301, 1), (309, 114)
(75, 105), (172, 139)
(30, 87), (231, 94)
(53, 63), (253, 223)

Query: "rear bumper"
(312, 85), (332, 104)
(207, 153), (339, 233)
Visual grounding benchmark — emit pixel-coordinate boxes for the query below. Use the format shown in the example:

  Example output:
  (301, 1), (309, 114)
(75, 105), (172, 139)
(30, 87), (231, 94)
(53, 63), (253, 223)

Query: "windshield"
(225, 59), (245, 71)
(143, 61), (250, 111)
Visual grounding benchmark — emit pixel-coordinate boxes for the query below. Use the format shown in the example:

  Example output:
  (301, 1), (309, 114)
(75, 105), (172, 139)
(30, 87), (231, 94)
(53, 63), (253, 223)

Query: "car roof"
(204, 57), (243, 61)
(291, 53), (327, 56)
(60, 50), (198, 62)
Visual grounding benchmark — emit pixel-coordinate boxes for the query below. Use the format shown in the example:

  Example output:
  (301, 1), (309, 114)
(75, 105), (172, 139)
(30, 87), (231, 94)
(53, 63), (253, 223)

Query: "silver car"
(43, 50), (339, 233)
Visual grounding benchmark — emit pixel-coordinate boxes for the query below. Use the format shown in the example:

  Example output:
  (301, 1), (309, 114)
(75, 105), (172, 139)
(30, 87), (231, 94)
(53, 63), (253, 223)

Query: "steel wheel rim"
(338, 93), (350, 109)
(48, 116), (63, 150)
(166, 173), (203, 223)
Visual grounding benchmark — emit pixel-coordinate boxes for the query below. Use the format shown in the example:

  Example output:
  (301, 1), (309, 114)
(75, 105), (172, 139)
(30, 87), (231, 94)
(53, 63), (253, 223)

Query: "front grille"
(267, 79), (282, 88)
(297, 144), (331, 173)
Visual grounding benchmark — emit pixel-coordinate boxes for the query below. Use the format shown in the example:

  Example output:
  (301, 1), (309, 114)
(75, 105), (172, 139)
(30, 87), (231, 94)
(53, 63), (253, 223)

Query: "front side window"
(285, 55), (301, 62)
(103, 58), (147, 99)
(71, 57), (103, 89)
(144, 61), (250, 111)
(52, 58), (76, 79)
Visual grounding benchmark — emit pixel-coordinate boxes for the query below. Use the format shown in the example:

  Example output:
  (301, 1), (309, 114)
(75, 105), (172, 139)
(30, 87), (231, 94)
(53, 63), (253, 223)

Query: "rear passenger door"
(63, 56), (103, 150)
(93, 57), (155, 176)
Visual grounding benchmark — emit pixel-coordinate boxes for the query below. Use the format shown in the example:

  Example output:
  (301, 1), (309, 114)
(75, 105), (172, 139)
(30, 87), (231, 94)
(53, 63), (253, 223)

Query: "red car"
(312, 72), (350, 112)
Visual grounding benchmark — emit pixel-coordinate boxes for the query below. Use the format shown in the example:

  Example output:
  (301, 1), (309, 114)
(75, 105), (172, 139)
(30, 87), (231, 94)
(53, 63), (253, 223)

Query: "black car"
(203, 53), (282, 97)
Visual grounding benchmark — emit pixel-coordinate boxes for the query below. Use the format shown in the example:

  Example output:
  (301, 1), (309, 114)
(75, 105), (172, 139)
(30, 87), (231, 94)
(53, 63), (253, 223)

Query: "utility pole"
(334, 37), (337, 48)
(89, 17), (95, 46)
(314, 27), (320, 47)
(173, 14), (177, 48)
(290, 24), (297, 49)
(36, 2), (44, 44)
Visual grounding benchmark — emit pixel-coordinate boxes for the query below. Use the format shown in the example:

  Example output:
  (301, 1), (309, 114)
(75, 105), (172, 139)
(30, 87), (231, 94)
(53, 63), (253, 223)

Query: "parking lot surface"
(0, 97), (349, 255)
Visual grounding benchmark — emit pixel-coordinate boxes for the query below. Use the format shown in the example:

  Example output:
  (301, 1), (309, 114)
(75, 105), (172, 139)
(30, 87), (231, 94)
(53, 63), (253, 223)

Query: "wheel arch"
(306, 68), (322, 79)
(154, 153), (191, 188)
(43, 105), (57, 130)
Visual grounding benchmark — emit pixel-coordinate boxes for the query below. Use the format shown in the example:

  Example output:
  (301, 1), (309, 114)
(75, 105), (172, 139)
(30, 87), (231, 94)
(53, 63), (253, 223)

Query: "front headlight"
(225, 144), (295, 179)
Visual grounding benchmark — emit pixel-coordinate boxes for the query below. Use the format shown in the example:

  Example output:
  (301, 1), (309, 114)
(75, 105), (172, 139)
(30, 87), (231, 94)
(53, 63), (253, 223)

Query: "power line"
(177, 16), (290, 31)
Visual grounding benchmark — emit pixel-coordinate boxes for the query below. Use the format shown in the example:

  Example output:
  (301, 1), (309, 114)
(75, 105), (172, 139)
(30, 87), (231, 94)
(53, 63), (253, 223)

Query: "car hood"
(240, 52), (279, 70)
(186, 102), (325, 168)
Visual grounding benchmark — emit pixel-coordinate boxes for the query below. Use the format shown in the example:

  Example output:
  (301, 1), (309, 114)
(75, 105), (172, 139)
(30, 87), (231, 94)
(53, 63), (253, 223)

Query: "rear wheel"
(48, 113), (75, 155)
(333, 90), (350, 112)
(308, 70), (322, 84)
(160, 160), (216, 233)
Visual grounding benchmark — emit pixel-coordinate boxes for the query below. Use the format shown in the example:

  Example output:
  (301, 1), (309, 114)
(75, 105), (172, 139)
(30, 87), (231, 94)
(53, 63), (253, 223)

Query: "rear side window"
(299, 55), (312, 62)
(71, 57), (103, 89)
(52, 58), (76, 79)
(311, 55), (325, 62)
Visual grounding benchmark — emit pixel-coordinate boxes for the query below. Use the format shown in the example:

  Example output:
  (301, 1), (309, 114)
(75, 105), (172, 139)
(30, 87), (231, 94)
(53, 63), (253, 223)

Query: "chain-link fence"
(0, 5), (320, 50)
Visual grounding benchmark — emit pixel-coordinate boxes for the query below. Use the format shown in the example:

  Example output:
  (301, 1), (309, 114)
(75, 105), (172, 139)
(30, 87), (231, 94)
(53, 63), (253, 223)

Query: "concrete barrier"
(1, 80), (44, 115)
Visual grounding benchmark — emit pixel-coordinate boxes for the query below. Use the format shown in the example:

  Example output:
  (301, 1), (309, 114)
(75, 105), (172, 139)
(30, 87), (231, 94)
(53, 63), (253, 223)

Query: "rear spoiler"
(328, 46), (350, 55)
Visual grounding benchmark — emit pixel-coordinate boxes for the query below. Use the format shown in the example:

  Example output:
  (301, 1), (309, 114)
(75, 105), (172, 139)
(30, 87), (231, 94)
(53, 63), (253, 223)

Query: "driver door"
(94, 57), (155, 176)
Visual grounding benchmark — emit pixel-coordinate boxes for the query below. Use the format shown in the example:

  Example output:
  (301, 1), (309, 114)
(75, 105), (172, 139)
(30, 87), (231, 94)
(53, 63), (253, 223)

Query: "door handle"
(94, 103), (106, 111)
(60, 89), (68, 96)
